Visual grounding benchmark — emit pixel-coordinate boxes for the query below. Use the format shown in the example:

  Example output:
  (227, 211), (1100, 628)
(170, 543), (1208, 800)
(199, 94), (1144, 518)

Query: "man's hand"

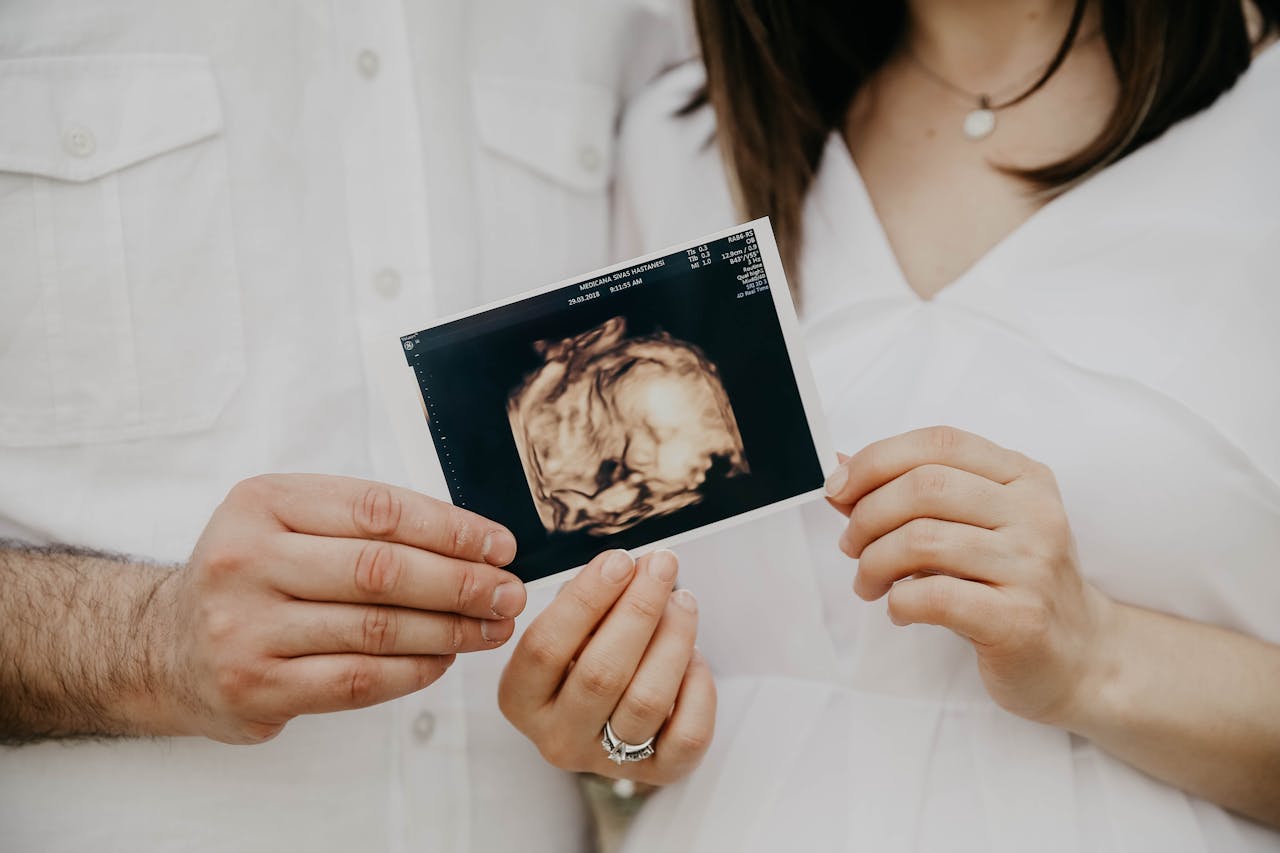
(0, 474), (525, 746)
(159, 474), (525, 743)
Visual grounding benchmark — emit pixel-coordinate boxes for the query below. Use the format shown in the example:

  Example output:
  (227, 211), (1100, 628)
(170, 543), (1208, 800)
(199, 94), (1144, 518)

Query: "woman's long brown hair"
(688, 0), (1279, 278)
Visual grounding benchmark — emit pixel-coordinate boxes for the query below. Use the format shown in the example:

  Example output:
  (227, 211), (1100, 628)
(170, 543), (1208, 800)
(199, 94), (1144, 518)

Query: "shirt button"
(63, 126), (96, 158)
(577, 144), (602, 174)
(357, 49), (381, 79)
(412, 710), (436, 744)
(373, 267), (402, 300)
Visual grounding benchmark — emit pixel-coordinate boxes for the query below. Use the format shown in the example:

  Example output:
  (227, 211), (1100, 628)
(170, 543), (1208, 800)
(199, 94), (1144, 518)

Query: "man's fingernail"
(482, 531), (517, 566)
(672, 588), (698, 613)
(649, 549), (678, 582)
(480, 619), (510, 644)
(490, 582), (523, 617)
(824, 465), (849, 497)
(601, 550), (635, 583)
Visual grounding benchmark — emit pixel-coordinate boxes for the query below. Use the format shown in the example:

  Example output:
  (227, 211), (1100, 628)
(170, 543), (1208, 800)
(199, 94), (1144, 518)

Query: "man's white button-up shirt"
(0, 2), (692, 850)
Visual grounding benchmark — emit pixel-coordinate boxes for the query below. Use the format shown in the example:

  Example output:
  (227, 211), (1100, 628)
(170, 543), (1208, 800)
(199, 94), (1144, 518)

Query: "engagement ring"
(600, 719), (657, 764)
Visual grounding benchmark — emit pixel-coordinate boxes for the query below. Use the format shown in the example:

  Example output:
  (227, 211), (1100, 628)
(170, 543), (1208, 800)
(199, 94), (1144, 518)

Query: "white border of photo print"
(369, 218), (836, 590)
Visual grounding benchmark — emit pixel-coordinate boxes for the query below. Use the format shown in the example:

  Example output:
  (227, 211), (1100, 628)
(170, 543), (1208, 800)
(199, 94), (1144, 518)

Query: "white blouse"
(612, 45), (1280, 852)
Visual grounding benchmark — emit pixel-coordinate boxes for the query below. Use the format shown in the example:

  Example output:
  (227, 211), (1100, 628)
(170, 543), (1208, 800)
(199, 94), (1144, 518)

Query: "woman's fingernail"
(490, 582), (523, 617)
(482, 530), (517, 566)
(601, 550), (635, 583)
(649, 549), (678, 582)
(672, 588), (698, 613)
(838, 529), (854, 557)
(824, 465), (849, 497)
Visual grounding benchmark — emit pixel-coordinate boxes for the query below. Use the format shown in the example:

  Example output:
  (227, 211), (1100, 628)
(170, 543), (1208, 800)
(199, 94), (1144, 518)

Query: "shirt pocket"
(0, 54), (244, 447)
(471, 72), (618, 293)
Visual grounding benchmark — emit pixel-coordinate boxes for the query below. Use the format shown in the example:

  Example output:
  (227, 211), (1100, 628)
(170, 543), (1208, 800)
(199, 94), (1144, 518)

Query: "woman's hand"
(498, 549), (716, 784)
(824, 425), (1116, 726)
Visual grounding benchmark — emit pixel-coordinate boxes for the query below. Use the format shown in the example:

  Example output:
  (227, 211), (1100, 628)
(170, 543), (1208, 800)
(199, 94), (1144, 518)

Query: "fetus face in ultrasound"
(507, 317), (749, 536)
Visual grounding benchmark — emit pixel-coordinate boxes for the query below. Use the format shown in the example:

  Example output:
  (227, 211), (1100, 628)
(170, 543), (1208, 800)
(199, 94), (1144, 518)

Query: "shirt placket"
(329, 3), (468, 852)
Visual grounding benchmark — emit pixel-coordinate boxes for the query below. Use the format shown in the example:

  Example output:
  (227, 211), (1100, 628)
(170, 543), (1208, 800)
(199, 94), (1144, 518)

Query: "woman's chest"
(685, 218), (1280, 687)
(841, 42), (1118, 300)
(680, 306), (1280, 694)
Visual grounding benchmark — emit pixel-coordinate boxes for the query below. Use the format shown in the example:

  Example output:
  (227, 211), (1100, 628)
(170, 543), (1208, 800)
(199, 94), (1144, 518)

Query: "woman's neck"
(905, 0), (1094, 92)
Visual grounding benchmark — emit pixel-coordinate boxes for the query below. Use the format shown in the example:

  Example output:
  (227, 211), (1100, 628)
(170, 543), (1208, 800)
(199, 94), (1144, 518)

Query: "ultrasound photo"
(399, 220), (831, 584)
(507, 316), (749, 537)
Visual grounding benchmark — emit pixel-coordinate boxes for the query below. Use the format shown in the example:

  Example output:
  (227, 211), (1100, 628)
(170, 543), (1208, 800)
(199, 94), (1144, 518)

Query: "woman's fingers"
(497, 548), (714, 785)
(607, 588), (699, 744)
(633, 648), (717, 784)
(854, 518), (1005, 600)
(268, 601), (514, 658)
(499, 550), (636, 719)
(839, 464), (1012, 558)
(825, 425), (1031, 509)
(885, 574), (1006, 645)
(558, 550), (681, 727)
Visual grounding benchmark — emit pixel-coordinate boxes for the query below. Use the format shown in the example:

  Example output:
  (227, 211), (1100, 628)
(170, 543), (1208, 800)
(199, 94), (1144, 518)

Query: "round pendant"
(962, 108), (996, 141)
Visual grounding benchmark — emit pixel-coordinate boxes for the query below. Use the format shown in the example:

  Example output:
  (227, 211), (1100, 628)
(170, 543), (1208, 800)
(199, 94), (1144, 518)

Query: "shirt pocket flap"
(0, 55), (222, 183)
(472, 73), (617, 194)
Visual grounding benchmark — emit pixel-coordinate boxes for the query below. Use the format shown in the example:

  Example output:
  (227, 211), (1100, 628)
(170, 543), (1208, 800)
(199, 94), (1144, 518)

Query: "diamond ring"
(600, 719), (657, 764)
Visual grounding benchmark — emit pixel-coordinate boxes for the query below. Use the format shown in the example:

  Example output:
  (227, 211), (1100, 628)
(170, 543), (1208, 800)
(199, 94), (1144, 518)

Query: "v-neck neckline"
(821, 133), (1086, 305)
(817, 36), (1280, 306)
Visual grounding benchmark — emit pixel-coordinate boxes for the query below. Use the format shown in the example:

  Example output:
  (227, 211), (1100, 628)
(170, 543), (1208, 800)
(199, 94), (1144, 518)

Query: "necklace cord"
(908, 0), (1089, 111)
(995, 0), (1087, 110)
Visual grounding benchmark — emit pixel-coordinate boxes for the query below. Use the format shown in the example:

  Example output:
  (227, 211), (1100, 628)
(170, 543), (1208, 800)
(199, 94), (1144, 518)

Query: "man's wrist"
(113, 566), (194, 738)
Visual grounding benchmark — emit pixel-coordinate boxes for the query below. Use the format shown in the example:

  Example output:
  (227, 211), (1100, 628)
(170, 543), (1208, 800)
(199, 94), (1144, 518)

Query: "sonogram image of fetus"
(507, 317), (749, 536)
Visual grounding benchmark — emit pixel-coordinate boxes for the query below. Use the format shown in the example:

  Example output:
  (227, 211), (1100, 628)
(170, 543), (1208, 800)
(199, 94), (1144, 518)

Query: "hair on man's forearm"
(0, 541), (177, 746)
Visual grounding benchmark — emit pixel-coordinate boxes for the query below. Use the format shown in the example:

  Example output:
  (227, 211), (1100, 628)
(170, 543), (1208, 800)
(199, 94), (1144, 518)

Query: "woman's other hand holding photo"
(825, 425), (1280, 825)
(825, 425), (1113, 726)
